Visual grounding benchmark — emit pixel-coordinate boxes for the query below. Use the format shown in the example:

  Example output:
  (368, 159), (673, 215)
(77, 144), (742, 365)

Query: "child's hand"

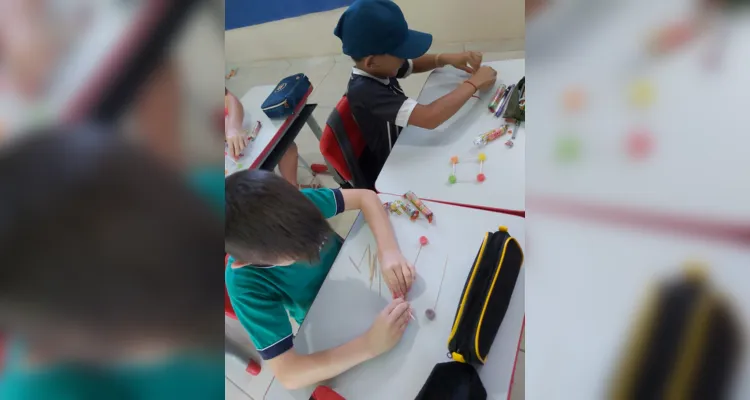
(365, 298), (412, 356)
(226, 127), (246, 158)
(442, 51), (483, 73)
(468, 66), (498, 91)
(379, 250), (415, 298)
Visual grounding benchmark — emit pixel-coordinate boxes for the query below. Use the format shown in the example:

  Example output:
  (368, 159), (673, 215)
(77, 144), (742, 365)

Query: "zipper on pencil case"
(449, 232), (503, 363)
(473, 236), (517, 363)
(463, 233), (505, 362)
(448, 233), (489, 361)
(261, 99), (289, 111)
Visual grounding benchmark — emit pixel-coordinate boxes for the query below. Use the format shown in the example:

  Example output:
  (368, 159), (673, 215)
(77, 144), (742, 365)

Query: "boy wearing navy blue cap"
(334, 0), (498, 187)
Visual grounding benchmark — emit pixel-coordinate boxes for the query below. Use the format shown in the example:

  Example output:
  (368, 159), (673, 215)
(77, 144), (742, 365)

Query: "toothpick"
(433, 256), (450, 309)
(359, 245), (370, 268)
(368, 249), (375, 289)
(378, 260), (382, 296)
(348, 256), (361, 273)
(413, 245), (424, 268)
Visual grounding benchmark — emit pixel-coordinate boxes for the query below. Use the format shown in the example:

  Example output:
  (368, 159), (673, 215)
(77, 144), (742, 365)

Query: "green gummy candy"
(556, 136), (581, 162)
(449, 175), (457, 184)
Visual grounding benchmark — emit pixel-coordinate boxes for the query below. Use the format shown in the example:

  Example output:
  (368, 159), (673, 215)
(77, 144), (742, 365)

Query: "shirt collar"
(352, 67), (391, 85)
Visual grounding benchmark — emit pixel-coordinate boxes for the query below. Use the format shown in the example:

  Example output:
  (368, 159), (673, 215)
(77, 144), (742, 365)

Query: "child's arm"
(268, 298), (412, 390)
(225, 90), (246, 158)
(340, 189), (414, 297)
(407, 66), (497, 129)
(411, 51), (483, 74)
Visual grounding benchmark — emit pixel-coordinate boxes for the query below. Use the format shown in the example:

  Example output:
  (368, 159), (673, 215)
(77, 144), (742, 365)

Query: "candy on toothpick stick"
(626, 128), (654, 160)
(389, 202), (403, 215)
(476, 153), (486, 182)
(556, 134), (582, 163)
(413, 235), (429, 269)
(404, 191), (434, 223)
(562, 87), (586, 113)
(449, 156), (458, 184)
(628, 79), (655, 109)
(425, 256), (450, 321)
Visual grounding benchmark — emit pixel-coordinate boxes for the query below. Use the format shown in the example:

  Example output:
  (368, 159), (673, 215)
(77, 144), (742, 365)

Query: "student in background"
(225, 88), (304, 187)
(0, 126), (223, 399)
(225, 169), (415, 389)
(333, 0), (498, 188)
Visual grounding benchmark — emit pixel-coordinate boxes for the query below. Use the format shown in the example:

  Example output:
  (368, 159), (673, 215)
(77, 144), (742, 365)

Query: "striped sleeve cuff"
(256, 334), (294, 360)
(331, 188), (345, 215)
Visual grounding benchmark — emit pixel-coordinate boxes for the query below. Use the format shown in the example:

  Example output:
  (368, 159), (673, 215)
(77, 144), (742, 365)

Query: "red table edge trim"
(507, 316), (525, 400)
(529, 196), (750, 246)
(63, 0), (170, 122)
(249, 87), (314, 169)
(374, 190), (525, 218)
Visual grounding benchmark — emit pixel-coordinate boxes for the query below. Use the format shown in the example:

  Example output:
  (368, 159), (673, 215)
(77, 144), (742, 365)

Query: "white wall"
(226, 0), (524, 63)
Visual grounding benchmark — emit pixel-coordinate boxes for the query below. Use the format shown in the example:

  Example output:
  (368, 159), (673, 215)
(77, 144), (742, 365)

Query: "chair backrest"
(319, 96), (368, 186)
(224, 254), (237, 320)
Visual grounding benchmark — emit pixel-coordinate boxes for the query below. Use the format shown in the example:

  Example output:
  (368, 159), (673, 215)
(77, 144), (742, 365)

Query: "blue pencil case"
(261, 73), (311, 119)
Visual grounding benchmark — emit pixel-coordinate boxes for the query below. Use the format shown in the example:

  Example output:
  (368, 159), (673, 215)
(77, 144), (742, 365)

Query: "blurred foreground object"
(0, 125), (223, 398)
(609, 265), (742, 399)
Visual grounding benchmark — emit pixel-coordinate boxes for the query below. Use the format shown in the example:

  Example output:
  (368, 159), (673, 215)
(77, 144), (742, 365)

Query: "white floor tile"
(483, 51), (526, 62)
(428, 42), (466, 54)
(287, 56), (336, 89)
(225, 319), (274, 400)
(329, 209), (360, 238)
(333, 54), (355, 66)
(226, 378), (252, 400)
(510, 351), (525, 400)
(309, 62), (352, 107)
(465, 38), (525, 53)
(225, 63), (292, 97)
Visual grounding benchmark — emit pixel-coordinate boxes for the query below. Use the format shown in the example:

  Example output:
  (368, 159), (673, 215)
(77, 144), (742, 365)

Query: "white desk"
(266, 194), (525, 400)
(376, 59), (525, 214)
(526, 213), (750, 399)
(224, 85), (309, 175)
(527, 3), (750, 225)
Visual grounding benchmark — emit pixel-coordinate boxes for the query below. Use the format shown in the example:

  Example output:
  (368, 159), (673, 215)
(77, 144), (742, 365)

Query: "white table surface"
(526, 213), (750, 400)
(375, 59), (526, 213)
(527, 1), (750, 225)
(224, 85), (305, 176)
(266, 194), (525, 400)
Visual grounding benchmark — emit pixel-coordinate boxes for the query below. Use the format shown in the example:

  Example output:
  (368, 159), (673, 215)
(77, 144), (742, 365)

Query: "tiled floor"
(225, 42), (525, 399)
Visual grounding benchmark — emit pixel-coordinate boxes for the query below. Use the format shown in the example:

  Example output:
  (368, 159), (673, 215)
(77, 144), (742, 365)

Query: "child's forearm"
(408, 82), (475, 129)
(269, 335), (374, 390)
(360, 191), (400, 255)
(411, 54), (442, 73)
(226, 93), (245, 132)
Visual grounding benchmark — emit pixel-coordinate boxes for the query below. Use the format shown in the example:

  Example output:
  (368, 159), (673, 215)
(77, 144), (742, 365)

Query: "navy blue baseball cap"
(334, 0), (433, 59)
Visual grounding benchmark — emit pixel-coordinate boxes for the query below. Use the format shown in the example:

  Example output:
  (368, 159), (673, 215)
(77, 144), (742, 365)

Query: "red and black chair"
(319, 96), (370, 189)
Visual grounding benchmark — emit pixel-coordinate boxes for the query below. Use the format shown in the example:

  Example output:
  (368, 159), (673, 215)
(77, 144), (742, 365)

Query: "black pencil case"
(609, 266), (742, 400)
(415, 361), (486, 400)
(447, 227), (524, 365)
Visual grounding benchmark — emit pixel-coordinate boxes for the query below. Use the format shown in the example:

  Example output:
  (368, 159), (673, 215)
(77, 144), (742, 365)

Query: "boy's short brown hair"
(224, 169), (333, 265)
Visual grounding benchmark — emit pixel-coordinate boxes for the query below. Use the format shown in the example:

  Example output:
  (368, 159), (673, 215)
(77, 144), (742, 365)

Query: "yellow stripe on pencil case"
(447, 226), (524, 365)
